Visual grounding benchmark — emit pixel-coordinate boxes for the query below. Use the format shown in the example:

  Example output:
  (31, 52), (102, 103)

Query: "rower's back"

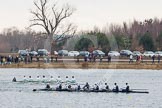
(126, 83), (129, 92)
(71, 76), (76, 83)
(12, 77), (17, 82)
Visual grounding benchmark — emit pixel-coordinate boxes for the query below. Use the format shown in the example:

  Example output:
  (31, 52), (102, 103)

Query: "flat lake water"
(0, 68), (162, 108)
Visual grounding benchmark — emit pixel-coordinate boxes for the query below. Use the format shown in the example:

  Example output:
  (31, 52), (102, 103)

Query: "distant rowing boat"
(13, 80), (77, 85)
(33, 88), (149, 94)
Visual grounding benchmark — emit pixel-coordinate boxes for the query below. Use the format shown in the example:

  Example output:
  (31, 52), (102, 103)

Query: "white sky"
(0, 0), (162, 32)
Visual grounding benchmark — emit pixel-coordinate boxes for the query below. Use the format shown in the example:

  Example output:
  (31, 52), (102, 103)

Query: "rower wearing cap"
(113, 83), (119, 92)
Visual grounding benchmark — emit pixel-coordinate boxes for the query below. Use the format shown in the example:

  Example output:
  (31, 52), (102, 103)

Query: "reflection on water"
(0, 69), (162, 108)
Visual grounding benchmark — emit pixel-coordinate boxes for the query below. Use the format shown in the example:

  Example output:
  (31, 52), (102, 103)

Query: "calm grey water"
(0, 69), (162, 108)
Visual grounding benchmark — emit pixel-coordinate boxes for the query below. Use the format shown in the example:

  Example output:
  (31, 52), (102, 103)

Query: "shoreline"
(1, 62), (162, 70)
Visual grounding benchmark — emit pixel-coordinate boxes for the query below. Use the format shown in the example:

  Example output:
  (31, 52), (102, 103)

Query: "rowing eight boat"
(33, 88), (149, 94)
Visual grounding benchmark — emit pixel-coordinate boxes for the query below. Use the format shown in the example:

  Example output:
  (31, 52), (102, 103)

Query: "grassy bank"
(0, 62), (162, 70)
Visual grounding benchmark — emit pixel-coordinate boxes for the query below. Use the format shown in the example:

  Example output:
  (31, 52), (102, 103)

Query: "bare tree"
(30, 0), (77, 53)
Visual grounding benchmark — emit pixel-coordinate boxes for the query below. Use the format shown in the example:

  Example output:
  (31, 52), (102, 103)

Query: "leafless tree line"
(103, 18), (162, 51)
(1, 18), (162, 53)
(0, 27), (46, 52)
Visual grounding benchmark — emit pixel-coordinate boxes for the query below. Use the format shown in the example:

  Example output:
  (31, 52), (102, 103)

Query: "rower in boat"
(77, 84), (81, 91)
(36, 76), (41, 82)
(70, 76), (76, 83)
(67, 84), (72, 90)
(58, 84), (62, 90)
(23, 76), (27, 82)
(65, 76), (70, 83)
(28, 76), (33, 82)
(83, 82), (90, 90)
(122, 83), (130, 92)
(126, 83), (130, 92)
(56, 83), (62, 90)
(50, 76), (55, 82)
(103, 83), (109, 91)
(12, 77), (17, 82)
(94, 84), (99, 90)
(112, 83), (119, 92)
(56, 76), (62, 83)
(42, 75), (47, 82)
(46, 84), (50, 89)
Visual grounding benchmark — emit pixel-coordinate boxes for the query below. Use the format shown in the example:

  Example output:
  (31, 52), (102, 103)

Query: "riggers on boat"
(32, 88), (149, 94)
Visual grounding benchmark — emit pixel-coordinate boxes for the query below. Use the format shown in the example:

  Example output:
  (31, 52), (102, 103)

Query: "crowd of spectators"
(0, 53), (161, 66)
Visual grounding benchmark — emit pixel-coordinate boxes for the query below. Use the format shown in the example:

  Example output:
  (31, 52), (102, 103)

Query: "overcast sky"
(0, 0), (162, 32)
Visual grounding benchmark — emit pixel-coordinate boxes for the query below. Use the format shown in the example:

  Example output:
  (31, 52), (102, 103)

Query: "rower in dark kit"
(94, 84), (99, 90)
(121, 83), (130, 92)
(77, 84), (81, 91)
(68, 84), (72, 90)
(105, 83), (109, 90)
(56, 83), (62, 90)
(59, 84), (62, 90)
(113, 83), (119, 92)
(12, 77), (17, 82)
(83, 82), (90, 90)
(46, 84), (50, 89)
(125, 83), (130, 92)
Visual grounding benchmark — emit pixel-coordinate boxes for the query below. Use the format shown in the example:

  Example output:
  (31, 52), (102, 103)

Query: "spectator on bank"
(36, 56), (39, 62)
(100, 56), (103, 62)
(7, 55), (12, 64)
(0, 56), (2, 64)
(108, 55), (111, 63)
(158, 54), (160, 63)
(84, 55), (87, 62)
(129, 54), (133, 63)
(152, 55), (155, 64)
(15, 56), (19, 63)
(89, 53), (92, 62)
(2, 57), (6, 65)
(55, 56), (58, 62)
(93, 55), (96, 62)
(140, 55), (142, 63)
(24, 56), (27, 64)
(30, 56), (33, 63)
(44, 57), (47, 63)
(136, 55), (139, 62)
